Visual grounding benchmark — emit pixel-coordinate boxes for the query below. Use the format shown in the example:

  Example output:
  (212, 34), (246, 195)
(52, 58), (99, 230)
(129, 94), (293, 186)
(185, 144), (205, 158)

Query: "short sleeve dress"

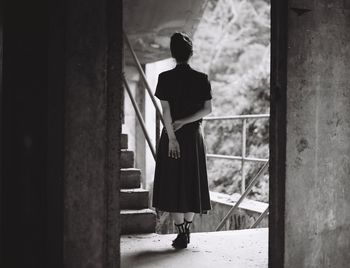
(152, 63), (212, 215)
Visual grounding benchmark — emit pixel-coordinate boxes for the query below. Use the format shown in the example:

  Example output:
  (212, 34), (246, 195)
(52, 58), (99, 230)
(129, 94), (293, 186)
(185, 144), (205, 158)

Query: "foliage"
(191, 0), (271, 202)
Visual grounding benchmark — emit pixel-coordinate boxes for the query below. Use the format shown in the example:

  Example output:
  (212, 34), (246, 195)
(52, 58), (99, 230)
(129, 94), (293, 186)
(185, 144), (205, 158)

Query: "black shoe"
(172, 233), (188, 249)
(172, 222), (188, 249)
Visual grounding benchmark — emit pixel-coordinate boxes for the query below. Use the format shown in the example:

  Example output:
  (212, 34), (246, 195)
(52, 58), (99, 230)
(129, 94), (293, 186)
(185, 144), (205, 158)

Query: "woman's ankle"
(174, 222), (186, 234)
(184, 219), (192, 231)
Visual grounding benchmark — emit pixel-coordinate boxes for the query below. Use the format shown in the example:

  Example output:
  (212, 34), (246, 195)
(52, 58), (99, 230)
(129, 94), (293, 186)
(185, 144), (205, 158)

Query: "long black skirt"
(152, 121), (212, 215)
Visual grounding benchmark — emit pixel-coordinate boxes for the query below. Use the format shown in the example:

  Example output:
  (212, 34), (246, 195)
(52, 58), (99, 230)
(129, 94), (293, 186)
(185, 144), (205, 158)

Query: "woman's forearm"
(179, 107), (211, 125)
(163, 109), (177, 140)
(160, 100), (177, 140)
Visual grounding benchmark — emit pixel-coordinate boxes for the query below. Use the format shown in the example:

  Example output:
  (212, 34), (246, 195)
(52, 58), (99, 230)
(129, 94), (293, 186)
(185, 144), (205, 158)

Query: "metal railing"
(123, 31), (165, 128)
(123, 30), (170, 226)
(215, 161), (269, 231)
(202, 115), (269, 231)
(123, 30), (269, 231)
(203, 114), (269, 194)
(122, 30), (166, 160)
(122, 74), (157, 160)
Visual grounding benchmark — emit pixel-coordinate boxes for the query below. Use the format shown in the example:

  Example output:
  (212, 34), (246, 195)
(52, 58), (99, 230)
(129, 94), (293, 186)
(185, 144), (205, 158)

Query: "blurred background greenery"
(191, 0), (270, 202)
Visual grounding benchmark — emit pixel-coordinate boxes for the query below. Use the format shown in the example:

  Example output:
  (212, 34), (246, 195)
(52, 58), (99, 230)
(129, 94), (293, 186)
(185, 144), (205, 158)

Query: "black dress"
(152, 63), (212, 215)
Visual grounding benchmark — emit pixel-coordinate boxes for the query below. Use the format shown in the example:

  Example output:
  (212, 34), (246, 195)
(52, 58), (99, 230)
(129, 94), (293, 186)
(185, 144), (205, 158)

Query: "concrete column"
(64, 0), (122, 267)
(285, 1), (350, 267)
(1, 0), (122, 266)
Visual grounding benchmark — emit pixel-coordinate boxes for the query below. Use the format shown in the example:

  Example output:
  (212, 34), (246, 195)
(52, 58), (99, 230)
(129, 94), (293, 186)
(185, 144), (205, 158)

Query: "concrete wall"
(124, 0), (208, 64)
(285, 1), (350, 267)
(1, 0), (123, 266)
(64, 0), (122, 267)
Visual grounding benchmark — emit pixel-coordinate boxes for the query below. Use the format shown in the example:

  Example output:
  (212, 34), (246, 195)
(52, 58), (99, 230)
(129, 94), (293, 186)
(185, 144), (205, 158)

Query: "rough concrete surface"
(123, 0), (208, 64)
(285, 1), (350, 267)
(121, 228), (268, 268)
(63, 0), (122, 266)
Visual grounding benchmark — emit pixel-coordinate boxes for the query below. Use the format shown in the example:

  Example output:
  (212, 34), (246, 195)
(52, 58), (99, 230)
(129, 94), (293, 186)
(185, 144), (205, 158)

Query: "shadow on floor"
(121, 229), (268, 268)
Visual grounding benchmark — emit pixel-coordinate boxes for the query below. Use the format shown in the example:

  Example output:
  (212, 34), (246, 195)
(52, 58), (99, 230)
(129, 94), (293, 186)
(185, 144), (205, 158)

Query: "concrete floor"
(121, 228), (268, 268)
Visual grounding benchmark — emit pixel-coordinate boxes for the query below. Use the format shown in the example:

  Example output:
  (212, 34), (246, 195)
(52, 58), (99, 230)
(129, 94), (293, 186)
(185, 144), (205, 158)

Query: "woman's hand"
(172, 120), (185, 132)
(168, 138), (181, 159)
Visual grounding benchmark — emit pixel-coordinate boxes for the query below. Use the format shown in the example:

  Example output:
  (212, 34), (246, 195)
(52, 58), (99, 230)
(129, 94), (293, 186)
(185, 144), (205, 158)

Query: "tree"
(190, 0), (271, 202)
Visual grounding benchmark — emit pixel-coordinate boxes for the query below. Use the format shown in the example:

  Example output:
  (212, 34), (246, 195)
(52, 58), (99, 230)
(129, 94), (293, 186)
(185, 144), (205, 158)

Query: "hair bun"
(170, 32), (193, 62)
(171, 32), (192, 47)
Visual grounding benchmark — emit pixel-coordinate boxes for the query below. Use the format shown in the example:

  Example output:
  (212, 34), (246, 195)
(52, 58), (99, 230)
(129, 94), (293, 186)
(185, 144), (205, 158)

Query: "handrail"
(123, 31), (169, 224)
(249, 207), (269, 229)
(203, 114), (269, 193)
(123, 30), (165, 127)
(207, 154), (268, 162)
(205, 115), (270, 230)
(215, 161), (269, 231)
(122, 74), (156, 160)
(203, 114), (270, 120)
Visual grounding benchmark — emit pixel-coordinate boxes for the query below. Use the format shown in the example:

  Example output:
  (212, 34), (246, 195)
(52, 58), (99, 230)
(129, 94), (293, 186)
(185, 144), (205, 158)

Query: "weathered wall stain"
(290, 7), (312, 16)
(297, 138), (309, 153)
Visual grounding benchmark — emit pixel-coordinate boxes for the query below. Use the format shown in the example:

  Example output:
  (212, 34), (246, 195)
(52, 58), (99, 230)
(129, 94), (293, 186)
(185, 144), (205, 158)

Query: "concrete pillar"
(64, 0), (122, 267)
(285, 1), (350, 267)
(1, 0), (122, 267)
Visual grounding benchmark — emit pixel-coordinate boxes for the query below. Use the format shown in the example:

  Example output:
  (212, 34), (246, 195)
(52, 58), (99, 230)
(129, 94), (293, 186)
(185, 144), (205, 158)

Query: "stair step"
(121, 150), (134, 168)
(120, 188), (149, 210)
(121, 209), (156, 234)
(121, 133), (128, 149)
(121, 168), (141, 189)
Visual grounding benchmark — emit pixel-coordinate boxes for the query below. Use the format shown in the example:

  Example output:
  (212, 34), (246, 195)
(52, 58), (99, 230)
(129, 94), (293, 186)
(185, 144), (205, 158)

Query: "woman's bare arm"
(160, 100), (181, 159)
(172, 100), (212, 131)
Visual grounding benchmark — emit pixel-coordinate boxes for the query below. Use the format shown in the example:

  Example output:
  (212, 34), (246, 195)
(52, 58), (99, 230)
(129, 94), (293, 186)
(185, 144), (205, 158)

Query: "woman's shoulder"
(158, 68), (175, 77)
(158, 66), (209, 81)
(190, 68), (208, 79)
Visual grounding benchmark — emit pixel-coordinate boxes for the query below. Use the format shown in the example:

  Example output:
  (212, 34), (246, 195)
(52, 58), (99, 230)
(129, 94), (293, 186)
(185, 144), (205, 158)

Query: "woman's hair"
(170, 32), (193, 62)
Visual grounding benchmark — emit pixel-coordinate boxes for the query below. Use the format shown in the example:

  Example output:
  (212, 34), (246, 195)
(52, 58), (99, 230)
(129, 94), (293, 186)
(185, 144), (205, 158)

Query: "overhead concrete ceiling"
(123, 0), (208, 65)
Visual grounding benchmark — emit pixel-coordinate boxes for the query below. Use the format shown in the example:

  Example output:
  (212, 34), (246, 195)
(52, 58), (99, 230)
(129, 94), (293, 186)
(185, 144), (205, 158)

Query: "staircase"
(120, 133), (156, 234)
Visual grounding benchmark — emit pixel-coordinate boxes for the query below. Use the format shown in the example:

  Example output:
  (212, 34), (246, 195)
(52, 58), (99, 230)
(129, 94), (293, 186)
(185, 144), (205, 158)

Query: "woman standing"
(152, 32), (213, 249)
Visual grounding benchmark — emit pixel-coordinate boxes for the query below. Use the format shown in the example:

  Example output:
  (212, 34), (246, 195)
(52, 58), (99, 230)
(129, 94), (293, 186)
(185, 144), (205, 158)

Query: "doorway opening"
(121, 0), (286, 267)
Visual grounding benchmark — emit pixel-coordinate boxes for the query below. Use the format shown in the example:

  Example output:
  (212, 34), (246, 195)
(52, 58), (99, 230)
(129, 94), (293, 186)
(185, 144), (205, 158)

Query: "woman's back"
(155, 63), (212, 122)
(152, 32), (212, 249)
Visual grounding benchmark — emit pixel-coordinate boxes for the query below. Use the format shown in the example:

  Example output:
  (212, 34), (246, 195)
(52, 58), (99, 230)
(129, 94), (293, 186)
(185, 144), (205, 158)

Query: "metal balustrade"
(215, 161), (269, 231)
(203, 114), (269, 193)
(202, 115), (269, 230)
(123, 30), (269, 231)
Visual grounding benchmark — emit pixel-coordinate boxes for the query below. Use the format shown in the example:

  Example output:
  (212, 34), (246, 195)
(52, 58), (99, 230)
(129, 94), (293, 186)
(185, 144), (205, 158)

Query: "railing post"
(156, 112), (160, 152)
(241, 119), (247, 194)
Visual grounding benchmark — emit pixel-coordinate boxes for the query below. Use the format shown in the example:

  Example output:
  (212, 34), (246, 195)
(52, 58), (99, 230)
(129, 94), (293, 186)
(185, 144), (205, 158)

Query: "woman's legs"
(171, 212), (184, 224)
(184, 212), (195, 222)
(171, 212), (195, 223)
